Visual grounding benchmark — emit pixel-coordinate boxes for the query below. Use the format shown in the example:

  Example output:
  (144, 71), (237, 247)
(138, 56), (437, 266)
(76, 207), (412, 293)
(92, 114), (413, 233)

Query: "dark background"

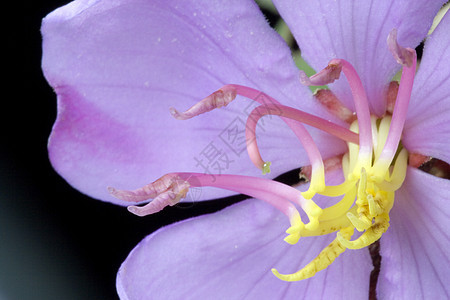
(3, 1), (257, 299)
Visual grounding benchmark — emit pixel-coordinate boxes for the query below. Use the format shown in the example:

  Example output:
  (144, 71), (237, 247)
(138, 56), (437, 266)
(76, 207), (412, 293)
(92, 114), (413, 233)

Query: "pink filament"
(330, 59), (373, 156)
(169, 86), (237, 120)
(114, 172), (307, 219)
(376, 31), (417, 166)
(190, 173), (300, 218)
(245, 104), (359, 170)
(224, 84), (325, 173)
(108, 173), (180, 202)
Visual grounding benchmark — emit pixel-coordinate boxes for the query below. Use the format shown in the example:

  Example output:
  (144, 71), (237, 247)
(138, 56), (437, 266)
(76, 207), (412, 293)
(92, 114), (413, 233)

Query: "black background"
(2, 1), (253, 299)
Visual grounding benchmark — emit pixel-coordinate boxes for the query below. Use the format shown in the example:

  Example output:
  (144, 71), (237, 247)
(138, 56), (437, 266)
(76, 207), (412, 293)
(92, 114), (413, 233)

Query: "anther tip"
(127, 205), (145, 217)
(299, 70), (312, 86)
(271, 268), (290, 281)
(387, 28), (415, 67)
(169, 107), (183, 120)
(284, 233), (300, 245)
(271, 268), (281, 277)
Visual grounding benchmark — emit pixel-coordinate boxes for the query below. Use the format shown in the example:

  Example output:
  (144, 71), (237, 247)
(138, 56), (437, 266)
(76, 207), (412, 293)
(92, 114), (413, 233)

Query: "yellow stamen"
(302, 206), (356, 237)
(284, 212), (305, 245)
(375, 116), (391, 161)
(337, 213), (390, 249)
(318, 179), (357, 197)
(377, 148), (408, 191)
(319, 186), (356, 221)
(303, 200), (323, 230)
(274, 116), (408, 282)
(272, 227), (354, 281)
(301, 164), (325, 199)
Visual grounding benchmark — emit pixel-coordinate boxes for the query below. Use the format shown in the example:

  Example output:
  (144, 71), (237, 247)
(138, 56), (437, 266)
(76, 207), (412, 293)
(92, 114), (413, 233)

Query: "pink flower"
(42, 0), (450, 298)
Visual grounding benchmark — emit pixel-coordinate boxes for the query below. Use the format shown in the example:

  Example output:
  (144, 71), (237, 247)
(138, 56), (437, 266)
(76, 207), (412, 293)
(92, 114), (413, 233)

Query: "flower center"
(108, 29), (416, 282)
(273, 115), (409, 281)
(272, 29), (417, 281)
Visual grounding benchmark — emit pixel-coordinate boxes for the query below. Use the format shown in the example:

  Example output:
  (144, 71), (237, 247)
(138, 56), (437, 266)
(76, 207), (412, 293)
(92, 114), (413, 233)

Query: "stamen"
(375, 116), (391, 161)
(128, 182), (189, 216)
(170, 84), (329, 198)
(337, 214), (390, 249)
(299, 63), (342, 86)
(109, 175), (191, 217)
(318, 179), (357, 197)
(347, 121), (361, 175)
(244, 105), (324, 191)
(272, 227), (354, 281)
(387, 29), (415, 67)
(386, 81), (399, 114)
(314, 89), (356, 123)
(109, 173), (316, 232)
(370, 116), (379, 156)
(408, 153), (431, 168)
(112, 28), (416, 282)
(284, 208), (304, 245)
(246, 104), (359, 146)
(245, 104), (358, 199)
(346, 211), (372, 231)
(300, 155), (344, 183)
(367, 194), (378, 216)
(108, 174), (185, 202)
(377, 148), (408, 192)
(319, 186), (356, 221)
(169, 86), (237, 120)
(301, 206), (356, 237)
(301, 59), (373, 171)
(372, 29), (417, 180)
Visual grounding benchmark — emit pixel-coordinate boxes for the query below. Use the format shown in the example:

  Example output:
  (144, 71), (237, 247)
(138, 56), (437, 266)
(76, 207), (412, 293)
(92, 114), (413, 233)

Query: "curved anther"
(169, 86), (237, 120)
(346, 211), (372, 232)
(109, 174), (191, 217)
(338, 214), (390, 249)
(300, 63), (342, 86)
(319, 186), (356, 221)
(367, 194), (383, 216)
(128, 182), (189, 216)
(108, 174), (185, 202)
(272, 227), (354, 281)
(387, 29), (415, 67)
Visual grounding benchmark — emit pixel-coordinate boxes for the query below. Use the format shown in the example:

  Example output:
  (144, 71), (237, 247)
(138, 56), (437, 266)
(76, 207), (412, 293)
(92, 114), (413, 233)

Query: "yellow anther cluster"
(277, 117), (408, 281)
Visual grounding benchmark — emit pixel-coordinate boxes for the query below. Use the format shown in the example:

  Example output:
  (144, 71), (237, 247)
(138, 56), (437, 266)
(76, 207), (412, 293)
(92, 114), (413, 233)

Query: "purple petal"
(117, 198), (372, 299)
(273, 0), (445, 116)
(378, 167), (450, 299)
(403, 11), (450, 164)
(42, 0), (346, 204)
